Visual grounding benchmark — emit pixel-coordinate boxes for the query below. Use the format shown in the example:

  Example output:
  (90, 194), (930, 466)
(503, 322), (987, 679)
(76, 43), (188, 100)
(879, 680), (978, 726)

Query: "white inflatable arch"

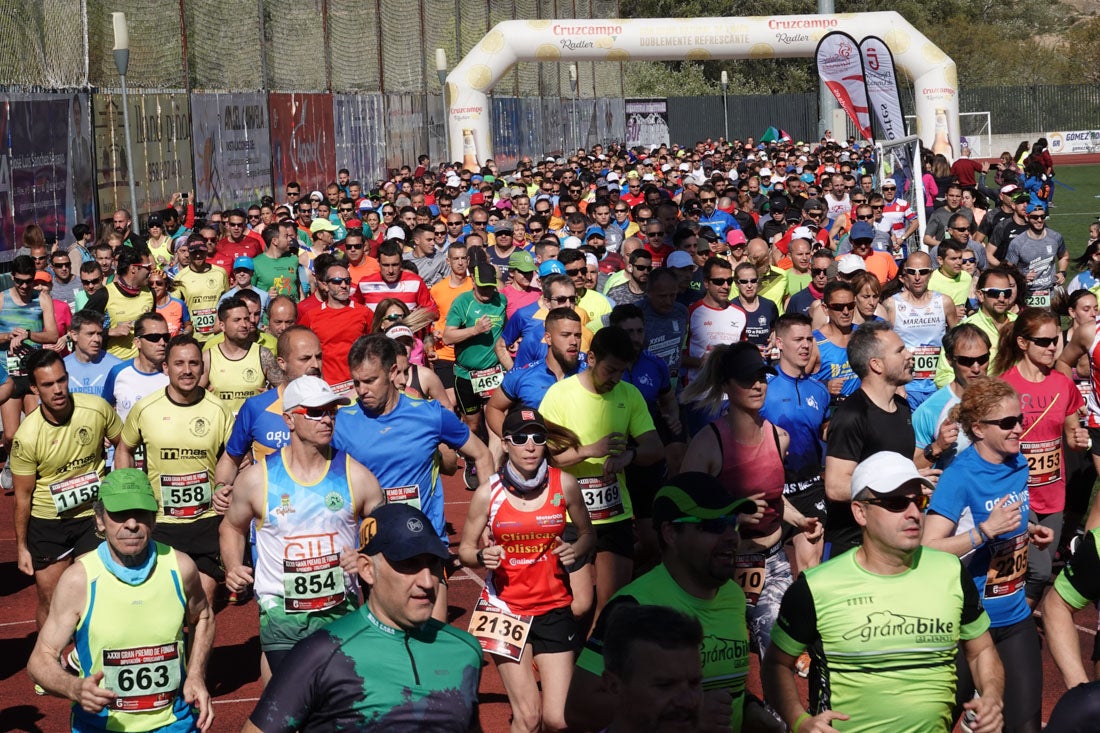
(445, 12), (958, 162)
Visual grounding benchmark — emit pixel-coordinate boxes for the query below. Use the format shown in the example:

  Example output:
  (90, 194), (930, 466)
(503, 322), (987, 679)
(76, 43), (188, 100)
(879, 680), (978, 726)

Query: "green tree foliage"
(619, 0), (1080, 94)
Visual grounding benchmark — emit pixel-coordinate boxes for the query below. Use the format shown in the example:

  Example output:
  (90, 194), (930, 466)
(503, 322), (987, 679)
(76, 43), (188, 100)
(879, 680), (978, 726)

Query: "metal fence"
(667, 93), (819, 145)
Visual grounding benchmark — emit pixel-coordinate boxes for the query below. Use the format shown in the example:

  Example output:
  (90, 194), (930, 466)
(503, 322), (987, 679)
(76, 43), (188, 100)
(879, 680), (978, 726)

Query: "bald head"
(621, 237), (642, 258)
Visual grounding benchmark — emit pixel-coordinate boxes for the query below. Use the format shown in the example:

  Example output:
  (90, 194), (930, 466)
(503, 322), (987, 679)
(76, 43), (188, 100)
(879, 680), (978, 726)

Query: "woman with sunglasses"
(924, 377), (1052, 733)
(459, 407), (591, 733)
(149, 269), (191, 337)
(808, 281), (861, 413)
(681, 342), (821, 654)
(145, 214), (173, 269)
(993, 309), (1088, 605)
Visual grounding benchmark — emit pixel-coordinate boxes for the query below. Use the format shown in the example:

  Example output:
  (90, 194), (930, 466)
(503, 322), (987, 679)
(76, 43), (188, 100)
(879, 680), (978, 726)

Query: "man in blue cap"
(244, 503), (482, 733)
(219, 255), (270, 311)
(28, 468), (215, 732)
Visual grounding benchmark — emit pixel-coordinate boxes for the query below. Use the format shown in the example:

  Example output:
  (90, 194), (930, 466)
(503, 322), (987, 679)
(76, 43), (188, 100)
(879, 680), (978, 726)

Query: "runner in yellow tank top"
(201, 298), (276, 414)
(27, 469), (215, 732)
(172, 236), (228, 343)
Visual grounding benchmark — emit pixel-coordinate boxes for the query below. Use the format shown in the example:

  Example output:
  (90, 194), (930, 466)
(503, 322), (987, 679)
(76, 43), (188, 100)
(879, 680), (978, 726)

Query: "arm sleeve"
(1054, 530), (1100, 610)
(769, 575), (819, 656)
(958, 560), (991, 640)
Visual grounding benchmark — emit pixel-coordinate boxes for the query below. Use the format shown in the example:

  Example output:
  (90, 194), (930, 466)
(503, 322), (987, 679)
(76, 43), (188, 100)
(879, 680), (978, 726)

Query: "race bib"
(383, 484), (422, 510)
(283, 553), (346, 613)
(734, 554), (766, 605)
(1025, 290), (1051, 308)
(1022, 438), (1061, 487)
(579, 475), (625, 521)
(5, 352), (25, 377)
(102, 643), (181, 712)
(49, 472), (100, 514)
(159, 471), (212, 518)
(912, 346), (940, 381)
(985, 534), (1028, 599)
(193, 308), (217, 334)
(470, 365), (504, 397)
(468, 598), (532, 661)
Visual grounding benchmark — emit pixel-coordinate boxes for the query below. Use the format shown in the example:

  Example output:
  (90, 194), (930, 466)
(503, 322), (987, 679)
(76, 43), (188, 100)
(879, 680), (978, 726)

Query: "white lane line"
(0, 619), (35, 628)
(1032, 609), (1097, 636)
(214, 696), (261, 705)
(459, 566), (486, 588)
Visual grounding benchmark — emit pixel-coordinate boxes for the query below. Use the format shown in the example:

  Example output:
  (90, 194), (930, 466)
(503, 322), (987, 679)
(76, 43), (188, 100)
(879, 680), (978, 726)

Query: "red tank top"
(482, 467), (572, 615)
(712, 418), (785, 539)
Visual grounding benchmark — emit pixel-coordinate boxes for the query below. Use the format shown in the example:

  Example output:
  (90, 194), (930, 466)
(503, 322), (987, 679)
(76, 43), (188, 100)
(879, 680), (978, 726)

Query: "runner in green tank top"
(763, 452), (1004, 733)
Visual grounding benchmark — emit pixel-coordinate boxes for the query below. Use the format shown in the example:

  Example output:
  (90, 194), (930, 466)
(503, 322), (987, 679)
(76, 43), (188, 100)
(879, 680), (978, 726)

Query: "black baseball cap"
(651, 472), (756, 527)
(358, 504), (449, 562)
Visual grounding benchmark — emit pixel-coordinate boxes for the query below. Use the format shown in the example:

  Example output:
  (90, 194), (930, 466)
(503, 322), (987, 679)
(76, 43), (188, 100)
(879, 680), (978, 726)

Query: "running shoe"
(463, 462), (478, 491)
(1, 464), (11, 492)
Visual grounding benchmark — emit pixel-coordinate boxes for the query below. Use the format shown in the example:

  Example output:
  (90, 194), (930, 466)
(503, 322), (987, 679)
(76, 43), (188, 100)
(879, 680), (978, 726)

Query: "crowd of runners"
(10, 132), (1100, 732)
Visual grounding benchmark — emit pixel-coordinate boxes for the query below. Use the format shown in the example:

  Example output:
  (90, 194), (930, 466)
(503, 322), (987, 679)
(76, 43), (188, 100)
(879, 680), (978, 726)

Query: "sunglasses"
(505, 432), (547, 446)
(52, 261), (71, 268)
(345, 243), (364, 250)
(861, 494), (929, 513)
(671, 514), (742, 533)
(382, 313), (404, 322)
(737, 278), (758, 285)
(980, 287), (1013, 299)
(961, 258), (977, 264)
(149, 280), (167, 287)
(565, 268), (585, 277)
(13, 276), (36, 286)
(338, 207), (354, 213)
(904, 268), (932, 276)
(81, 277), (102, 286)
(979, 414), (1024, 430)
(1024, 335), (1058, 348)
(950, 226), (970, 232)
(292, 406), (339, 421)
(855, 215), (873, 221)
(548, 295), (577, 305)
(881, 186), (897, 191)
(709, 277), (735, 286)
(699, 197), (717, 203)
(138, 332), (170, 343)
(633, 264), (652, 272)
(1029, 214), (1047, 221)
(811, 267), (829, 276)
(248, 214), (262, 220)
(827, 302), (856, 312)
(953, 352), (990, 367)
(327, 277), (352, 285)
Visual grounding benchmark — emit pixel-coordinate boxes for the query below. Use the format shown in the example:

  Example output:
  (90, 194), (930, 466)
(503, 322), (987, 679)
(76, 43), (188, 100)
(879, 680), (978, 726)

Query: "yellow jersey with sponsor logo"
(10, 393), (122, 520)
(207, 341), (266, 415)
(120, 389), (234, 524)
(102, 283), (155, 359)
(172, 267), (228, 341)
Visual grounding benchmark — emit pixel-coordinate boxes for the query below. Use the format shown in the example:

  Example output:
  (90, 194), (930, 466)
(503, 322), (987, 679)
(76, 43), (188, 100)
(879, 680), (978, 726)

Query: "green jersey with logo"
(771, 547), (988, 733)
(577, 563), (750, 731)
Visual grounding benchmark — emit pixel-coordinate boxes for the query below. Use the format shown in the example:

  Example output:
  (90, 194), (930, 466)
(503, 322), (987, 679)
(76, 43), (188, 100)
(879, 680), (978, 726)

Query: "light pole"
(436, 49), (449, 161)
(720, 70), (729, 143)
(569, 63), (578, 154)
(112, 12), (140, 234)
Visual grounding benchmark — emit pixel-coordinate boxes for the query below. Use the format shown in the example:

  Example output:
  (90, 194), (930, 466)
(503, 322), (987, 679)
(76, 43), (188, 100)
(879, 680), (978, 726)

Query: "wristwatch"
(476, 549), (485, 567)
(923, 444), (942, 462)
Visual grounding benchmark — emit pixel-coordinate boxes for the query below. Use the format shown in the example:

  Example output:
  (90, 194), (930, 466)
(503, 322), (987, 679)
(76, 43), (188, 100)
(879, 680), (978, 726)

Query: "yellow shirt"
(202, 331), (277, 353)
(928, 269), (972, 306)
(207, 341), (267, 414)
(173, 267), (228, 341)
(539, 376), (656, 524)
(933, 308), (1016, 387)
(102, 284), (155, 360)
(120, 389), (234, 524)
(11, 394), (122, 520)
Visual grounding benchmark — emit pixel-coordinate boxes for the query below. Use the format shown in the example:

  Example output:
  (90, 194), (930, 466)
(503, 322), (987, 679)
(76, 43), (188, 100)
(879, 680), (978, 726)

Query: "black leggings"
(954, 617), (1041, 733)
(1046, 680), (1100, 732)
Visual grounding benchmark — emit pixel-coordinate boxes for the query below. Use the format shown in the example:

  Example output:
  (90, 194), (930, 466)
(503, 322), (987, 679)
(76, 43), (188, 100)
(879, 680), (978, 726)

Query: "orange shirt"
(348, 256), (380, 285)
(862, 250), (899, 284)
(429, 275), (473, 362)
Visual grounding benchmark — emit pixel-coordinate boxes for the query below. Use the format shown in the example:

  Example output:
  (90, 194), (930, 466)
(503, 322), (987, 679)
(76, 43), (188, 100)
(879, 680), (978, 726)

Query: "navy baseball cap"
(849, 221), (875, 242)
(358, 503), (449, 562)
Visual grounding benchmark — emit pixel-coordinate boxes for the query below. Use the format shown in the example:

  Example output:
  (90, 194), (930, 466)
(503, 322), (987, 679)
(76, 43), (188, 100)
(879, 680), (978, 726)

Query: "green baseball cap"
(98, 469), (159, 513)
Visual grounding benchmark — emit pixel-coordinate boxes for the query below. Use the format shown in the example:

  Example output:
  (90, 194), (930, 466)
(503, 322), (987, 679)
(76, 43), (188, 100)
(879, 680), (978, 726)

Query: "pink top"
(712, 417), (785, 539)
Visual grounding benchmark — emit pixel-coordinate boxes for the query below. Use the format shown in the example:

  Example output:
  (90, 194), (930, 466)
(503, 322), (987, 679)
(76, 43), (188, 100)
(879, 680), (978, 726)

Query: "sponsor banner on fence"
(268, 93), (336, 195)
(859, 36), (910, 180)
(94, 92), (193, 225)
(333, 94), (387, 186)
(190, 93), (272, 212)
(0, 93), (91, 260)
(625, 98), (668, 149)
(1047, 130), (1100, 155)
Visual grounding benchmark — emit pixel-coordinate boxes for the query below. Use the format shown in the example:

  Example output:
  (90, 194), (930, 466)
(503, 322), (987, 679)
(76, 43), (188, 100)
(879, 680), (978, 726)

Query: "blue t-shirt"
(226, 387), (291, 459)
(500, 356), (586, 409)
(64, 351), (123, 398)
(698, 210), (739, 239)
(928, 445), (1031, 628)
(622, 350), (670, 405)
(785, 287), (818, 317)
(502, 301), (553, 368)
(333, 395), (470, 541)
(913, 385), (956, 450)
(761, 368), (829, 480)
(812, 328), (860, 398)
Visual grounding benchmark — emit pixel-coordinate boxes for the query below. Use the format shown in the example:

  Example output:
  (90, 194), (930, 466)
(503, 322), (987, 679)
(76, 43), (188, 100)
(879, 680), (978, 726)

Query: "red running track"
(0, 473), (1094, 731)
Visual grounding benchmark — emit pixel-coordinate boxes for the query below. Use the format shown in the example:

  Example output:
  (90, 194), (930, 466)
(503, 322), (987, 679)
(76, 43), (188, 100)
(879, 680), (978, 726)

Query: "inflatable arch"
(445, 12), (958, 162)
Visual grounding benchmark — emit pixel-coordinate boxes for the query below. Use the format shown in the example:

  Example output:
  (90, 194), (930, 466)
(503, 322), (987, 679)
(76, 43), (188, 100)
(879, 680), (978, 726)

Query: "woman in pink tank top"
(682, 341), (824, 653)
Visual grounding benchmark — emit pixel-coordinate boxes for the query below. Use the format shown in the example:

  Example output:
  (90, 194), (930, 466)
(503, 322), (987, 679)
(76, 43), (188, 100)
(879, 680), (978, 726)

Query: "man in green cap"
(565, 471), (777, 733)
(28, 468), (215, 732)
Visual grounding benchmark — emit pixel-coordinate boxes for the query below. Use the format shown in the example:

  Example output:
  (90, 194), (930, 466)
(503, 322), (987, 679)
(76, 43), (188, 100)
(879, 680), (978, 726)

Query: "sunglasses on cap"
(671, 513), (742, 533)
(953, 352), (990, 367)
(861, 494), (929, 513)
(979, 414), (1024, 430)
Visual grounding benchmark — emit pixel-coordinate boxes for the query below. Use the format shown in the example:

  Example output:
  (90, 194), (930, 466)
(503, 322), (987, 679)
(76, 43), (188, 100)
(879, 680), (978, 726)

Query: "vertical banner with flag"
(815, 31), (873, 141)
(860, 35), (912, 181)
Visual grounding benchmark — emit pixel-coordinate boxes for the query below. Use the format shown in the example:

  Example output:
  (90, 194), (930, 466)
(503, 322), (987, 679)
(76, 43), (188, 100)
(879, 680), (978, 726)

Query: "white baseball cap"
(283, 375), (351, 411)
(850, 451), (934, 500)
(791, 226), (815, 241)
(386, 226), (406, 240)
(836, 253), (866, 275)
(562, 236), (582, 250)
